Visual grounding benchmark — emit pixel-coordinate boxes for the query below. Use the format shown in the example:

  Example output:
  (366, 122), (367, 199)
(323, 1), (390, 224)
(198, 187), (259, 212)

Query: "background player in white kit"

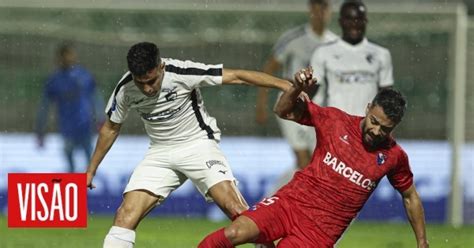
(255, 0), (337, 191)
(311, 0), (394, 115)
(85, 42), (291, 248)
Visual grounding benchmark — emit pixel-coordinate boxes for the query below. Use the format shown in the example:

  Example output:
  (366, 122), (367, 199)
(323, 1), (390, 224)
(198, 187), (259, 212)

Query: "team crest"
(366, 53), (374, 64)
(376, 153), (387, 166)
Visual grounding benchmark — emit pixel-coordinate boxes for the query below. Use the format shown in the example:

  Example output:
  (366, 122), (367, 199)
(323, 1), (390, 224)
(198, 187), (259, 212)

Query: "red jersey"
(276, 101), (413, 244)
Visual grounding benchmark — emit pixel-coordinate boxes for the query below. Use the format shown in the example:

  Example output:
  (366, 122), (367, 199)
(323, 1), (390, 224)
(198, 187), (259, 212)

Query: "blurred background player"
(86, 42), (291, 248)
(255, 0), (337, 193)
(199, 68), (429, 248)
(36, 42), (104, 172)
(311, 0), (393, 116)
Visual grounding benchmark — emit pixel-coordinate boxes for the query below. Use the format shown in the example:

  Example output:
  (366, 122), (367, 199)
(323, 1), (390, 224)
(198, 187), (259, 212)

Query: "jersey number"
(260, 196), (279, 206)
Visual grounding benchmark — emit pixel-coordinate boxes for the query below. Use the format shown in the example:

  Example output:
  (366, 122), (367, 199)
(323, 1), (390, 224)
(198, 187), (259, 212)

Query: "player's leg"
(276, 118), (313, 170)
(104, 145), (186, 248)
(199, 196), (291, 247)
(208, 180), (248, 219)
(266, 119), (313, 195)
(176, 139), (275, 247)
(63, 137), (75, 172)
(104, 190), (162, 248)
(294, 149), (311, 169)
(198, 215), (260, 247)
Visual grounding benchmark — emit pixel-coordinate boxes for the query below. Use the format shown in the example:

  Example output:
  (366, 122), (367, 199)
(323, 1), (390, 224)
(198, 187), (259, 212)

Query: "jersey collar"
(338, 37), (368, 51)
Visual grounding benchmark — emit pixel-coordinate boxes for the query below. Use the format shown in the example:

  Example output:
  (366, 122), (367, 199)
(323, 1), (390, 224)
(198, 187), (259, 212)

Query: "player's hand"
(293, 67), (317, 91)
(298, 91), (310, 102)
(86, 171), (96, 190)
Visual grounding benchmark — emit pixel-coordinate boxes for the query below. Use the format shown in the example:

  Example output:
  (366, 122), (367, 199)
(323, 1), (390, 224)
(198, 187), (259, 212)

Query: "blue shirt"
(37, 65), (101, 139)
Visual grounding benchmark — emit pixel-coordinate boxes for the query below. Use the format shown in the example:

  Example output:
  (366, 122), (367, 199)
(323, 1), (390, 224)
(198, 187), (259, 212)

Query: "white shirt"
(311, 38), (394, 116)
(105, 58), (223, 145)
(273, 23), (338, 80)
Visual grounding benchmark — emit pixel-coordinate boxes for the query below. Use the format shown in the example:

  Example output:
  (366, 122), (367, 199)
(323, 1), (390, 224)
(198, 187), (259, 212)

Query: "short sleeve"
(105, 89), (129, 124)
(378, 49), (394, 88)
(166, 59), (223, 89)
(298, 101), (335, 128)
(272, 26), (303, 64)
(387, 150), (414, 193)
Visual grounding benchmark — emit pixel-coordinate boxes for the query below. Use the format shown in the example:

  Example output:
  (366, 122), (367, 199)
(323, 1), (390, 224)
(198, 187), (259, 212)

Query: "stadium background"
(0, 0), (473, 247)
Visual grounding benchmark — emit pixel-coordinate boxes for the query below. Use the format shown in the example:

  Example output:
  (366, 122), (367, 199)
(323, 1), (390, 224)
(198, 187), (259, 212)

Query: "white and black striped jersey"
(105, 58), (222, 145)
(273, 23), (338, 80)
(311, 38), (394, 116)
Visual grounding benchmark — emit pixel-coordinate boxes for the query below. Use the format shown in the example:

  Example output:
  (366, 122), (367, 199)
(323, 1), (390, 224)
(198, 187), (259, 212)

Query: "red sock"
(198, 228), (234, 248)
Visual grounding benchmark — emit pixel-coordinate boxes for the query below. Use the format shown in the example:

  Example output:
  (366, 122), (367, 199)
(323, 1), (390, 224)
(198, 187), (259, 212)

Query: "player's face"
(339, 4), (367, 45)
(60, 49), (77, 68)
(133, 62), (165, 97)
(309, 3), (331, 30)
(361, 104), (396, 148)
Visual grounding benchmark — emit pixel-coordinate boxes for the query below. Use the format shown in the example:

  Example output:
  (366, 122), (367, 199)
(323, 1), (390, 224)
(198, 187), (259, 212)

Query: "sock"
(198, 228), (234, 248)
(103, 226), (136, 248)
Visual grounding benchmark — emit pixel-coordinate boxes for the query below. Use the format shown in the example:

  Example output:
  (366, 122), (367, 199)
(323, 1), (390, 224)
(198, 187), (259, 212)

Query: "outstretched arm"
(274, 68), (315, 122)
(255, 56), (282, 124)
(401, 185), (429, 248)
(222, 68), (291, 92)
(86, 118), (122, 189)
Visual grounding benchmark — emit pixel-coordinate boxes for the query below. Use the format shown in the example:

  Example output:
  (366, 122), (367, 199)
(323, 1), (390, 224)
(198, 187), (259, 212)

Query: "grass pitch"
(1, 215), (472, 247)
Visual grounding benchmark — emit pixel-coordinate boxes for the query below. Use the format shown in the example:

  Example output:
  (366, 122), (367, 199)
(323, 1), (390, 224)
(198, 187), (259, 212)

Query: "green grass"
(1, 215), (473, 247)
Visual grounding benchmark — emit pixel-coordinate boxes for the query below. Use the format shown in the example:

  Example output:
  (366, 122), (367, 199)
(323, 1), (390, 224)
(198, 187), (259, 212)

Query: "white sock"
(103, 226), (136, 248)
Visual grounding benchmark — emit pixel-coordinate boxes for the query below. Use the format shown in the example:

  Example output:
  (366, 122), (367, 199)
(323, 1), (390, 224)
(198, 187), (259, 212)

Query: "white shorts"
(124, 139), (236, 202)
(276, 116), (316, 151)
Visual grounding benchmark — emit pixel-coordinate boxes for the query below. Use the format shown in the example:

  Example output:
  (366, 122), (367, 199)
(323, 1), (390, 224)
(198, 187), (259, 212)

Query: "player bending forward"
(198, 67), (429, 248)
(86, 42), (290, 248)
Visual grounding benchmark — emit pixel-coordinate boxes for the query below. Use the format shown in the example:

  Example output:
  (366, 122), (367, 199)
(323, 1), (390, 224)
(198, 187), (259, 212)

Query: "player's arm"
(401, 185), (429, 248)
(378, 49), (394, 91)
(86, 118), (122, 189)
(256, 56), (282, 124)
(274, 68), (314, 122)
(222, 68), (291, 92)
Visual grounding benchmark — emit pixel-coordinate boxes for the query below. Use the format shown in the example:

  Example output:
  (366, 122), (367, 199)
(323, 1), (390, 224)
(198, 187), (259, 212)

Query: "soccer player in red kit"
(198, 67), (429, 248)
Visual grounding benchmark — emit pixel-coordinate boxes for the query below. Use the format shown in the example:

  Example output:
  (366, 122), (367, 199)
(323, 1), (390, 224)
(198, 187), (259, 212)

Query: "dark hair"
(127, 42), (161, 76)
(309, 0), (329, 6)
(340, 0), (366, 14)
(371, 88), (407, 124)
(58, 42), (74, 57)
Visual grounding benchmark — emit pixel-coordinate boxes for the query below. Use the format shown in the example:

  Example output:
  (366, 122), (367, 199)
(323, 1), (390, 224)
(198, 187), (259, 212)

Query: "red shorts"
(242, 196), (334, 248)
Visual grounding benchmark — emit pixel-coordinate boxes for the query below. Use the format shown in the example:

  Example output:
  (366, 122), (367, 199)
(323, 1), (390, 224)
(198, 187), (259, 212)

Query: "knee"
(223, 200), (248, 217)
(224, 216), (259, 245)
(225, 225), (248, 244)
(114, 203), (139, 229)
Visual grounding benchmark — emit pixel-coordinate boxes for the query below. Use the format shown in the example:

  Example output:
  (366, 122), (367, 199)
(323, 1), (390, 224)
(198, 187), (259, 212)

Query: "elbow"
(273, 105), (287, 119)
(101, 120), (121, 136)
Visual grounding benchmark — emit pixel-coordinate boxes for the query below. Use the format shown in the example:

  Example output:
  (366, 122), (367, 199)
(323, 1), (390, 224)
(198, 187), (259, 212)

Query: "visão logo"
(8, 173), (87, 228)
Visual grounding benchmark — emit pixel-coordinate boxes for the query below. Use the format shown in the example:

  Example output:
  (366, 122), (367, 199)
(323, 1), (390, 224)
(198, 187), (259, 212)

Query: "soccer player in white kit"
(255, 0), (337, 192)
(311, 0), (394, 116)
(85, 42), (291, 248)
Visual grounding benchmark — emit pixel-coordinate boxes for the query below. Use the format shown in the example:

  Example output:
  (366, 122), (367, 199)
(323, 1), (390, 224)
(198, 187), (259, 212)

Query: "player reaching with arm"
(256, 0), (336, 177)
(198, 67), (429, 248)
(86, 42), (290, 248)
